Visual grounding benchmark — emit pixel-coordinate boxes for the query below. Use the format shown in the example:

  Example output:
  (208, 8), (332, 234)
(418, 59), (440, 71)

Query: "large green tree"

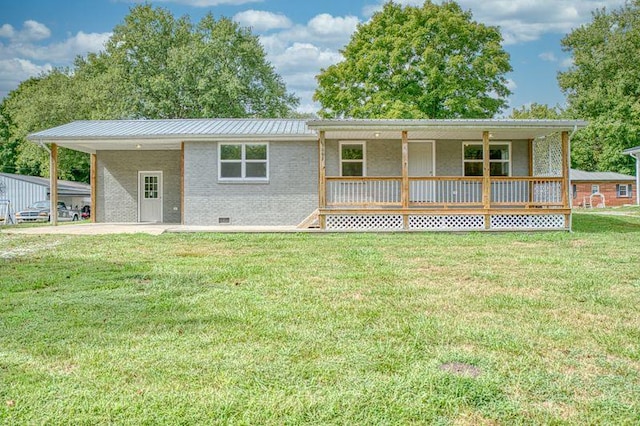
(0, 4), (298, 181)
(314, 1), (512, 119)
(558, 1), (640, 174)
(510, 103), (565, 120)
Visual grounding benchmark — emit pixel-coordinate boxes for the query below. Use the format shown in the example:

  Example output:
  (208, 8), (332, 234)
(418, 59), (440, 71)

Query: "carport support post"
(50, 143), (58, 226)
(90, 153), (97, 223)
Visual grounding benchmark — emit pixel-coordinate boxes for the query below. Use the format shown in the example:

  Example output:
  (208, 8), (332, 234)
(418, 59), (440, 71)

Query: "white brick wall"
(183, 141), (318, 226)
(96, 150), (181, 223)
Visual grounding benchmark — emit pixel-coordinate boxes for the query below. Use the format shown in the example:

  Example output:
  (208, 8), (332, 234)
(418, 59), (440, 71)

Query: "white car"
(15, 201), (80, 223)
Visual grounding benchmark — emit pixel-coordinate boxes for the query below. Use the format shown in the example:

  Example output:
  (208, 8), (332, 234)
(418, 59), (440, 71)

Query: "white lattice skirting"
(325, 214), (567, 231)
(325, 214), (404, 230)
(408, 215), (485, 230)
(490, 214), (566, 229)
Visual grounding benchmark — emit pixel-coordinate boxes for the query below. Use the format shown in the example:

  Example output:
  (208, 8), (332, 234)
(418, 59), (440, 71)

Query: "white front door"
(408, 141), (435, 202)
(139, 171), (163, 223)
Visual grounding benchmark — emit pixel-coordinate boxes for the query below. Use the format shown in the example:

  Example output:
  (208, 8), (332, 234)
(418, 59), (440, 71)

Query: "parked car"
(15, 201), (80, 223)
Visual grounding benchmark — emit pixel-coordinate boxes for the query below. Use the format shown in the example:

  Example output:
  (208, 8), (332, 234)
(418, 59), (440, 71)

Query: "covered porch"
(307, 119), (586, 231)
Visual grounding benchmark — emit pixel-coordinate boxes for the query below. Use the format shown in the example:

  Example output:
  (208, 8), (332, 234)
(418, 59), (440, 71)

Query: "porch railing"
(325, 176), (565, 208)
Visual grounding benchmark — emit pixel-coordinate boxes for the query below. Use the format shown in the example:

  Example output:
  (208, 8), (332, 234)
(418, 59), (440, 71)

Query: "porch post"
(50, 143), (58, 226)
(401, 130), (409, 229)
(90, 153), (97, 223)
(528, 138), (534, 204)
(318, 130), (326, 229)
(482, 131), (490, 229)
(561, 131), (571, 229)
(561, 131), (569, 209)
(180, 142), (185, 225)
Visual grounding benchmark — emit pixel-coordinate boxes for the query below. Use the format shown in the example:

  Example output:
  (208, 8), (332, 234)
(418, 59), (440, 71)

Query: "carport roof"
(28, 119), (316, 153)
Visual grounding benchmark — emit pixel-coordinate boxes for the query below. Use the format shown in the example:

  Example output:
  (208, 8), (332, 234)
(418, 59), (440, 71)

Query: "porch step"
(297, 209), (320, 229)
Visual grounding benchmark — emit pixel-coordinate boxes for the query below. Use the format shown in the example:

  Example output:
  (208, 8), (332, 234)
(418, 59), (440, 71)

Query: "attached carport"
(623, 146), (640, 205)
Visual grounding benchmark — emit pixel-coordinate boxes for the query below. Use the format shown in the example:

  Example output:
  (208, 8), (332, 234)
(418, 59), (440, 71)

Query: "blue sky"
(0, 0), (628, 116)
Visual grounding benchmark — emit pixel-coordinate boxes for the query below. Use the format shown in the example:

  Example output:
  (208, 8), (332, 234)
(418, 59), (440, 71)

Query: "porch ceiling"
(308, 119), (587, 141)
(49, 139), (183, 154)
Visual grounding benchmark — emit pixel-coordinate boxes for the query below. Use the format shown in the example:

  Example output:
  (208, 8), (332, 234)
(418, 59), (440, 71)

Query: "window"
(572, 184), (577, 199)
(219, 143), (268, 181)
(340, 141), (366, 176)
(463, 142), (511, 176)
(591, 184), (599, 194)
(617, 184), (631, 197)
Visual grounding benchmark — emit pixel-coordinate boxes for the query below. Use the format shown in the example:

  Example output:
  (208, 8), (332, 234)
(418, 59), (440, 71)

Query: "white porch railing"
(326, 177), (401, 206)
(325, 176), (565, 208)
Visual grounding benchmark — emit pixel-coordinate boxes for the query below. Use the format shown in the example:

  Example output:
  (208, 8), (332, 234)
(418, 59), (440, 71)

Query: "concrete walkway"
(1, 222), (309, 235)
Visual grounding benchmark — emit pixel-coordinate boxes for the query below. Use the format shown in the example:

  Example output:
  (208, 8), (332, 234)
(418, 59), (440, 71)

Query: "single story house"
(0, 172), (91, 212)
(570, 169), (636, 208)
(28, 118), (586, 231)
(623, 146), (640, 205)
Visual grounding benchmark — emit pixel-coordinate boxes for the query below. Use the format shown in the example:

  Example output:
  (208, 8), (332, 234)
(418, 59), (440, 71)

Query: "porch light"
(374, 132), (380, 138)
(136, 144), (142, 149)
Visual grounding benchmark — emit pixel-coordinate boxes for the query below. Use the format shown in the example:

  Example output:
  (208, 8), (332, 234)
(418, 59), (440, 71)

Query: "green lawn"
(1, 212), (640, 424)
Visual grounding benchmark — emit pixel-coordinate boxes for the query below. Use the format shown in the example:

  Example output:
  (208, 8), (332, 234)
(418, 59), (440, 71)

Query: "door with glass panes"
(139, 171), (163, 222)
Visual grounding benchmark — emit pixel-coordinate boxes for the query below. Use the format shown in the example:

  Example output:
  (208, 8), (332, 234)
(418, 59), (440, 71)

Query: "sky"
(0, 0), (629, 116)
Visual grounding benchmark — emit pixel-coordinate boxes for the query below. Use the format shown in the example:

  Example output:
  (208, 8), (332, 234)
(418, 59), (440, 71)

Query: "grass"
(1, 213), (640, 424)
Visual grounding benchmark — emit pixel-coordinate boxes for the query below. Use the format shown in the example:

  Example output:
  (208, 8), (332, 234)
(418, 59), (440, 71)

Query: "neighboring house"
(28, 118), (586, 231)
(623, 146), (640, 205)
(570, 169), (636, 208)
(0, 172), (91, 212)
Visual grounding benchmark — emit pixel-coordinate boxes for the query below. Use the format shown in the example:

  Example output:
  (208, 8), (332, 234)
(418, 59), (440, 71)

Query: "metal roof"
(29, 119), (315, 140)
(306, 118), (587, 130)
(0, 172), (91, 195)
(570, 169), (635, 182)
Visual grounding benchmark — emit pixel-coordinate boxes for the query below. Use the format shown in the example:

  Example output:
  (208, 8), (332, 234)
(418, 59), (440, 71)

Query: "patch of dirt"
(0, 241), (61, 260)
(439, 362), (482, 378)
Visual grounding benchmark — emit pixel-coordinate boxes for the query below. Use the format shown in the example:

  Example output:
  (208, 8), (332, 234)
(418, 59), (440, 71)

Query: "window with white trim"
(463, 142), (511, 176)
(219, 143), (268, 181)
(340, 141), (366, 176)
(591, 184), (599, 194)
(617, 184), (631, 197)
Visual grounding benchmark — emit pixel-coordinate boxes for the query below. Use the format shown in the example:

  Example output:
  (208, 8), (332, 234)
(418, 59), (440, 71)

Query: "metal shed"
(0, 172), (91, 212)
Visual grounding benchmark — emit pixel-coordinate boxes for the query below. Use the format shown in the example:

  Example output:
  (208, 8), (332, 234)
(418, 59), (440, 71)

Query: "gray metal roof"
(306, 118), (588, 130)
(29, 119), (315, 141)
(623, 145), (640, 155)
(570, 169), (635, 182)
(0, 172), (91, 195)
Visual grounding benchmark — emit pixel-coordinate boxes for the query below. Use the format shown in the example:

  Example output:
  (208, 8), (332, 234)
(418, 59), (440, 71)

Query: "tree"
(510, 103), (565, 119)
(84, 4), (298, 119)
(314, 1), (512, 119)
(558, 2), (640, 174)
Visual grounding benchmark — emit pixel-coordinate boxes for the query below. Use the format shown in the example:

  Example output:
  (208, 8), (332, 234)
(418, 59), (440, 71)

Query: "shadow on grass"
(573, 213), (640, 234)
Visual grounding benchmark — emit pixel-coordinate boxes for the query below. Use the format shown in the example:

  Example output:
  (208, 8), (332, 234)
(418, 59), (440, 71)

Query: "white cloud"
(506, 78), (517, 91)
(0, 31), (111, 63)
(0, 58), (52, 98)
(255, 13), (360, 114)
(308, 14), (359, 38)
(0, 24), (15, 38)
(539, 52), (557, 62)
(233, 10), (292, 31)
(0, 20), (52, 43)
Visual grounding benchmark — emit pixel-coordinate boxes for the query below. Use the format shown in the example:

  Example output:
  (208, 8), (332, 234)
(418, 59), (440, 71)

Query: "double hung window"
(219, 143), (268, 181)
(463, 142), (511, 176)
